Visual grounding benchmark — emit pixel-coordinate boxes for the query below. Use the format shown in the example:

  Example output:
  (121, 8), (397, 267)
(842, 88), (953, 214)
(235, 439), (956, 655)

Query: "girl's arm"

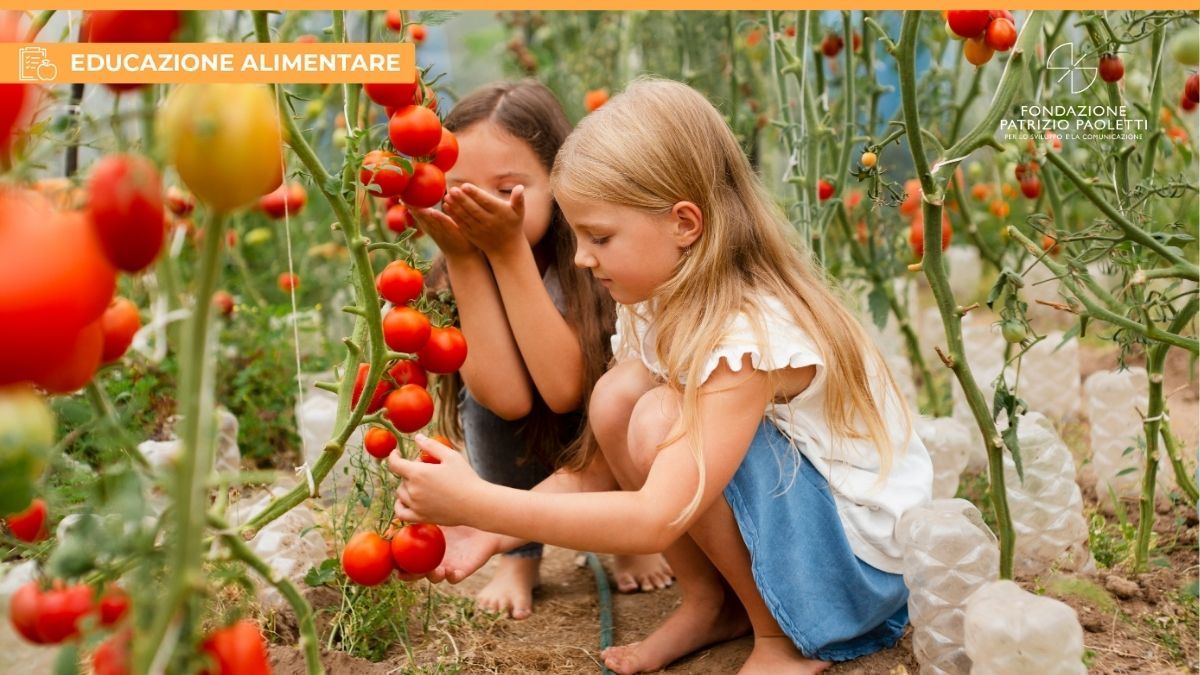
(413, 208), (535, 419)
(446, 185), (587, 413)
(391, 355), (777, 554)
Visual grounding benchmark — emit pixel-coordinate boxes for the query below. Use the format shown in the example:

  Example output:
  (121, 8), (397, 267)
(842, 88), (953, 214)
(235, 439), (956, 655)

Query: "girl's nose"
(574, 246), (595, 269)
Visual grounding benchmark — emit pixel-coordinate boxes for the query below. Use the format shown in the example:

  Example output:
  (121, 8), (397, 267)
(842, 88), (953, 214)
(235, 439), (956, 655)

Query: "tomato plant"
(385, 384), (434, 433)
(34, 583), (94, 643)
(258, 181), (307, 219)
(363, 426), (398, 459)
(388, 360), (428, 389)
(417, 326), (468, 374)
(87, 153), (165, 272)
(377, 260), (424, 307)
(5, 496), (47, 542)
(201, 620), (271, 675)
(387, 105), (442, 158)
(401, 163), (446, 208)
(359, 149), (410, 198)
(9, 582), (46, 644)
(383, 306), (432, 353)
(100, 297), (141, 363)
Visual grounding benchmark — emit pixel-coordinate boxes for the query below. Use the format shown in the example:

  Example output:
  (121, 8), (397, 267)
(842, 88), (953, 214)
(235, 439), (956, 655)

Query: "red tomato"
(98, 585), (131, 626)
(1042, 233), (1062, 256)
(201, 620), (271, 675)
(87, 154), (165, 272)
(388, 360), (428, 389)
(363, 426), (397, 459)
(985, 18), (1017, 53)
(0, 81), (29, 152)
(390, 523), (445, 575)
(1019, 175), (1042, 199)
(359, 150), (410, 198)
(817, 179), (834, 201)
(35, 583), (94, 643)
(165, 185), (194, 216)
(6, 497), (48, 542)
(417, 326), (468, 374)
(9, 582), (45, 644)
(821, 34), (843, 58)
(81, 11), (182, 92)
(1098, 54), (1124, 83)
(1183, 91), (1198, 112)
(36, 318), (105, 394)
(363, 81), (419, 109)
(388, 106), (442, 158)
(963, 37), (995, 66)
(400, 163), (446, 209)
(0, 198), (117, 388)
(431, 128), (459, 172)
(293, 34), (318, 44)
(421, 434), (454, 464)
(909, 214), (953, 258)
(385, 384), (434, 433)
(385, 203), (415, 234)
(352, 363), (393, 413)
(91, 629), (132, 675)
(341, 532), (395, 586)
(409, 24), (427, 43)
(258, 181), (307, 219)
(100, 297), (141, 363)
(383, 307), (432, 353)
(277, 272), (300, 293)
(212, 291), (235, 317)
(988, 9), (1015, 23)
(384, 9), (404, 32)
(946, 10), (990, 39)
(377, 261), (424, 307)
(584, 89), (609, 113)
(1186, 73), (1199, 104)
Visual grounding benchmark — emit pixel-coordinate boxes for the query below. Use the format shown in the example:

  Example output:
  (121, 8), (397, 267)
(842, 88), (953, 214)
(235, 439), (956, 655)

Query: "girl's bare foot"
(601, 586), (750, 674)
(475, 555), (540, 620)
(613, 554), (675, 593)
(738, 635), (830, 674)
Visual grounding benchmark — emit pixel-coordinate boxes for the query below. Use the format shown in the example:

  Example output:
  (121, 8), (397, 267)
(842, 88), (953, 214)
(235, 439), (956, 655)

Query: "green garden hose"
(584, 552), (615, 675)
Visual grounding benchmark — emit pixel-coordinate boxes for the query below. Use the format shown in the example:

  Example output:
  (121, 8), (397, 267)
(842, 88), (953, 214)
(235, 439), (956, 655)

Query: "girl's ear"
(670, 201), (703, 249)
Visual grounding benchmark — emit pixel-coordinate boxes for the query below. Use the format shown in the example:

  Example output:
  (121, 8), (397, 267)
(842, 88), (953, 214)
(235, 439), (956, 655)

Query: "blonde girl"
(413, 80), (673, 619)
(391, 78), (932, 673)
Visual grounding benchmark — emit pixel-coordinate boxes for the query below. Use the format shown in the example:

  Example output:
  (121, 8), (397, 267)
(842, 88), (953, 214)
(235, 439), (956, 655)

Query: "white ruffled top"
(611, 295), (933, 574)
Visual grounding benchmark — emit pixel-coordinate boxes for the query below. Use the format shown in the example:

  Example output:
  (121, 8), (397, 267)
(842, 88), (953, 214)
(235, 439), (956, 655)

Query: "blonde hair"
(551, 78), (909, 521)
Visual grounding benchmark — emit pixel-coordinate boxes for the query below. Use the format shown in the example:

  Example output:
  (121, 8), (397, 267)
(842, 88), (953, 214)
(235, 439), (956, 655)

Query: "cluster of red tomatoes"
(342, 521), (447, 586)
(1014, 162), (1042, 200)
(1182, 73), (1199, 112)
(0, 152), (167, 394)
(359, 79), (457, 213)
(945, 10), (1018, 66)
(10, 577), (265, 675)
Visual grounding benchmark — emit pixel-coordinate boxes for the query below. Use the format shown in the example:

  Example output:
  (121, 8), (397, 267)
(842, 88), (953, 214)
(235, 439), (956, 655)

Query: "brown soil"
(269, 345), (1199, 674)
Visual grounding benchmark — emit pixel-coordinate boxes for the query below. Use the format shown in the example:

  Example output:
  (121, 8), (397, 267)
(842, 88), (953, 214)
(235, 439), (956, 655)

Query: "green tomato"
(1169, 30), (1200, 66)
(332, 128), (347, 150)
(1001, 320), (1027, 344)
(0, 386), (55, 516)
(244, 227), (273, 246)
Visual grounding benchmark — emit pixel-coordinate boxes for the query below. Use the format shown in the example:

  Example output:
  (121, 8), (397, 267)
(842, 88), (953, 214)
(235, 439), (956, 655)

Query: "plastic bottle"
(914, 417), (972, 499)
(1084, 368), (1173, 504)
(898, 499), (1000, 675)
(1002, 413), (1090, 575)
(964, 580), (1087, 675)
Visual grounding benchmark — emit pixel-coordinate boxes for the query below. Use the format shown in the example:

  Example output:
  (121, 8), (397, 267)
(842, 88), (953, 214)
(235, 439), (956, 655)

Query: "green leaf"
(53, 644), (80, 675)
(867, 285), (889, 331)
(1003, 416), (1024, 482)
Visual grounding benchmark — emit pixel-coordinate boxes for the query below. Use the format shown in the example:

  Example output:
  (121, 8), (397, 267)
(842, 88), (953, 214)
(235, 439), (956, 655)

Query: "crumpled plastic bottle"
(914, 417), (972, 499)
(1013, 332), (1080, 423)
(964, 580), (1087, 675)
(1002, 412), (1090, 575)
(898, 498), (999, 675)
(1084, 368), (1173, 505)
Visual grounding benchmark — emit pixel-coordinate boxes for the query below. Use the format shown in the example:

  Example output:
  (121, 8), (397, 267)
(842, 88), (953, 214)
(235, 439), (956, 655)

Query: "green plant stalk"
(1082, 20), (1132, 202)
(22, 10), (54, 41)
(1138, 25), (1166, 185)
(240, 11), (391, 536)
(947, 173), (1003, 270)
(817, 10), (857, 237)
(209, 513), (323, 675)
(1160, 418), (1198, 506)
(834, 206), (946, 415)
(897, 10), (1033, 578)
(1134, 297), (1198, 568)
(1043, 151), (1198, 280)
(1008, 229), (1199, 353)
(766, 11), (806, 214)
(136, 211), (226, 674)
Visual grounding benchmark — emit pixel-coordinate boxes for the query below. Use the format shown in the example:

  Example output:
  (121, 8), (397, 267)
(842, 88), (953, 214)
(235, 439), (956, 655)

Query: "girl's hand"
(393, 525), (502, 584)
(388, 434), (484, 527)
(442, 183), (527, 258)
(410, 207), (478, 260)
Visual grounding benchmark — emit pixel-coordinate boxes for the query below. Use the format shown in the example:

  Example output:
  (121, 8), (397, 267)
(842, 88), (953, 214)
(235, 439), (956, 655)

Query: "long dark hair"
(429, 79), (615, 471)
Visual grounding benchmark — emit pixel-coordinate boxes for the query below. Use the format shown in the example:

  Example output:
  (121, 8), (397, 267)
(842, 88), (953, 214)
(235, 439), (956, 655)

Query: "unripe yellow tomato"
(158, 84), (284, 214)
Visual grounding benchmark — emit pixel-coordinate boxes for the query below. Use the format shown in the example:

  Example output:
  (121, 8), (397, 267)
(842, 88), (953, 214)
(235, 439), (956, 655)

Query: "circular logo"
(1046, 43), (1098, 95)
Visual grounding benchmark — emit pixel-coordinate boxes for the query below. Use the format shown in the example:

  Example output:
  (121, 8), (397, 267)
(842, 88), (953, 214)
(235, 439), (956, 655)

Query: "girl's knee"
(591, 361), (657, 442)
(626, 385), (683, 475)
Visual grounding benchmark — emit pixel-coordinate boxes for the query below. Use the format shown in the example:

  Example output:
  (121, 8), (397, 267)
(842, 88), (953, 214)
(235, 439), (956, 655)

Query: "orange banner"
(3, 3), (1197, 9)
(0, 42), (415, 84)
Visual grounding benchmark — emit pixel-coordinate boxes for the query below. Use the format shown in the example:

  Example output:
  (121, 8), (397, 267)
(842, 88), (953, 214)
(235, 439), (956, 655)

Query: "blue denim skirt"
(722, 420), (910, 662)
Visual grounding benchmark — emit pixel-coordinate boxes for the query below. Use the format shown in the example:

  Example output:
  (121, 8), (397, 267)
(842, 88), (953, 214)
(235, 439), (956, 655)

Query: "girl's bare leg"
(603, 385), (831, 675)
(590, 367), (751, 674)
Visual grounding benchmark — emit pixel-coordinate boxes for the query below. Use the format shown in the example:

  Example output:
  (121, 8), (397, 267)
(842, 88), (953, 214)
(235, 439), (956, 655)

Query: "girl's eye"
(590, 236), (610, 245)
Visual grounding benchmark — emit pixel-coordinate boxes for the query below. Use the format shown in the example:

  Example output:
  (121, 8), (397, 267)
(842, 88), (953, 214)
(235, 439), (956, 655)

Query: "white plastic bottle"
(964, 580), (1087, 675)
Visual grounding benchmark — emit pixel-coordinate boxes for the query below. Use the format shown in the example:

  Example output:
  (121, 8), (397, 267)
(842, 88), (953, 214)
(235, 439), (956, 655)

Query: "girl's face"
(447, 121), (553, 247)
(558, 193), (701, 305)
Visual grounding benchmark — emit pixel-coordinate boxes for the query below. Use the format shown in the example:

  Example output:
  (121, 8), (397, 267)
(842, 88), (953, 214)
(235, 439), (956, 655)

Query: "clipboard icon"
(19, 46), (56, 82)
